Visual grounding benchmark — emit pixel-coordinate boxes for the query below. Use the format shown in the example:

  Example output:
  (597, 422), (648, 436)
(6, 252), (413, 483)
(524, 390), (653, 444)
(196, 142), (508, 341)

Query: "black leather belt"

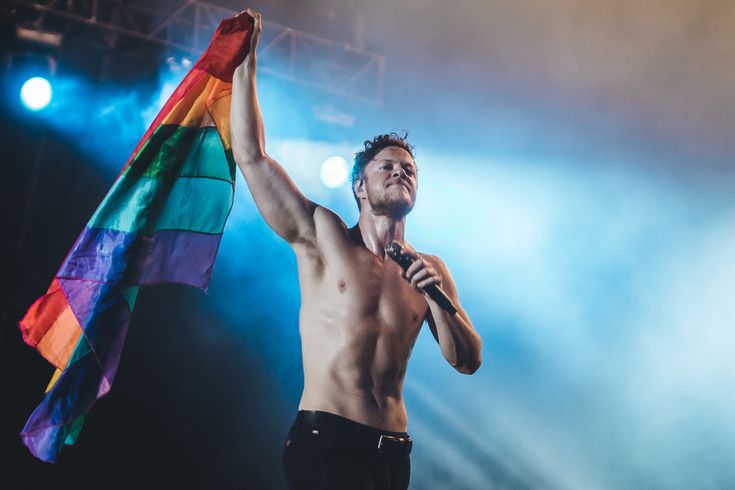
(294, 410), (412, 455)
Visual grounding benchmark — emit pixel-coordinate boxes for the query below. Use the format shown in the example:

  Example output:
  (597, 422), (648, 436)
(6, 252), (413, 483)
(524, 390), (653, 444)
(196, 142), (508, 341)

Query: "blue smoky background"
(3, 1), (734, 489)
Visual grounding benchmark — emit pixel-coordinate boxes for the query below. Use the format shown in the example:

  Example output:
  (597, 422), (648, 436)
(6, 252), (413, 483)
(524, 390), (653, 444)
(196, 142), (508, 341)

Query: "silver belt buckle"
(377, 434), (407, 451)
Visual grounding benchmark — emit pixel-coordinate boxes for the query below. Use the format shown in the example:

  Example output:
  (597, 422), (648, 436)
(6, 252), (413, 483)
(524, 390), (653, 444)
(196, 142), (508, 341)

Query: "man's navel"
(369, 394), (380, 408)
(338, 279), (347, 293)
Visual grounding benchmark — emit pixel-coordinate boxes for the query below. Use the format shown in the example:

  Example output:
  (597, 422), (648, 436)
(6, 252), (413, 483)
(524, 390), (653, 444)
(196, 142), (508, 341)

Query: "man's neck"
(354, 212), (406, 257)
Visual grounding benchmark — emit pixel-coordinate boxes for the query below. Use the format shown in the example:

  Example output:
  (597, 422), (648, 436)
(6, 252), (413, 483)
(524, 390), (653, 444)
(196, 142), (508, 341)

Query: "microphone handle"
(424, 283), (459, 316)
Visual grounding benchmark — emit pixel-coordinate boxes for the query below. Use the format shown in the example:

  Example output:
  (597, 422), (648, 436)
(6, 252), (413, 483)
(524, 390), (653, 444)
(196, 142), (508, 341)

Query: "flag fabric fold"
(19, 11), (253, 462)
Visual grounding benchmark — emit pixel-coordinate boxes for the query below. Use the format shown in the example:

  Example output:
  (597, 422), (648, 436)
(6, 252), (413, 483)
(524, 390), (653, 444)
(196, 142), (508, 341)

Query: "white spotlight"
(20, 76), (52, 111)
(320, 155), (349, 188)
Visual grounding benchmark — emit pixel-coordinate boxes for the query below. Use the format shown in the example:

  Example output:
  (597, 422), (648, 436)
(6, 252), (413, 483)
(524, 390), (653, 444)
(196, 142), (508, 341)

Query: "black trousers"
(282, 410), (412, 490)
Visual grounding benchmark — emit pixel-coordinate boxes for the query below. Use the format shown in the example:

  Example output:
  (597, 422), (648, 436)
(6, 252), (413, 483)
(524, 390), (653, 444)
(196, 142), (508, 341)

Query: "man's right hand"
(231, 8), (265, 164)
(244, 9), (261, 68)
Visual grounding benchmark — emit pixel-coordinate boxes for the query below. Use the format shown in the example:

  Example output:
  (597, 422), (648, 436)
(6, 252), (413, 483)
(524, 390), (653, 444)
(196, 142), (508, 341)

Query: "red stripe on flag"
(20, 279), (68, 348)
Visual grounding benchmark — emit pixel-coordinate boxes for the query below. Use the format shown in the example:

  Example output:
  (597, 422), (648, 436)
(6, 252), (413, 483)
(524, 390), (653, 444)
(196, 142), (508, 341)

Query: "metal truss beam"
(9, 0), (385, 104)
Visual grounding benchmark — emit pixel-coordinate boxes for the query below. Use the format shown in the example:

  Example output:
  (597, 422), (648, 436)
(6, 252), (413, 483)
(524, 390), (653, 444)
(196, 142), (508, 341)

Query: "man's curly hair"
(351, 132), (416, 211)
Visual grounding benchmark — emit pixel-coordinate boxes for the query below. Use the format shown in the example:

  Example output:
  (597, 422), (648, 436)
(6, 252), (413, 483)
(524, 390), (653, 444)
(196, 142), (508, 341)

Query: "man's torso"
(292, 206), (431, 432)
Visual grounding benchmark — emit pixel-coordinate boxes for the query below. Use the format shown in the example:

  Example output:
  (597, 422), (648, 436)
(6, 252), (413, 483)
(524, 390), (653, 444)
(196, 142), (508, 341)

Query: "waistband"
(293, 410), (412, 455)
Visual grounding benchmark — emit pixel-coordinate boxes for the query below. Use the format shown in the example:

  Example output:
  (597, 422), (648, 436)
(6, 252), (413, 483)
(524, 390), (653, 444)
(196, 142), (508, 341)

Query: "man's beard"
(367, 191), (415, 218)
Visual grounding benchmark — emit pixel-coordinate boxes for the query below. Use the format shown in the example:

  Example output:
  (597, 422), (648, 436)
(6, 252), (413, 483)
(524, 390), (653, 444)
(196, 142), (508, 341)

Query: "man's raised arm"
(230, 10), (317, 245)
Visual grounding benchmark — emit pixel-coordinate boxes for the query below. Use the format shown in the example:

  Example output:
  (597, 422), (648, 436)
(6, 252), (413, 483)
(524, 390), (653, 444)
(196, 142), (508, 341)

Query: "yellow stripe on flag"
(45, 369), (63, 393)
(160, 75), (220, 128)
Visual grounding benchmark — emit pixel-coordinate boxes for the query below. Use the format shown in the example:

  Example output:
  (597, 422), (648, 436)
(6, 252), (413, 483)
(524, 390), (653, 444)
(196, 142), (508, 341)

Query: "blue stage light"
(320, 155), (348, 188)
(20, 76), (53, 111)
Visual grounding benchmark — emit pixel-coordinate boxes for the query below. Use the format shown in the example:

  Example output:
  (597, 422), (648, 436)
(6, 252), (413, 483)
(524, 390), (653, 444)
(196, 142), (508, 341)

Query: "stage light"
(16, 26), (63, 47)
(320, 155), (349, 188)
(20, 76), (53, 111)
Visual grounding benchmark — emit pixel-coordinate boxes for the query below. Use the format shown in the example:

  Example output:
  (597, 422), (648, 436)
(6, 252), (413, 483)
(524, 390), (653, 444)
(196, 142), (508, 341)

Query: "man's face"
(355, 146), (418, 218)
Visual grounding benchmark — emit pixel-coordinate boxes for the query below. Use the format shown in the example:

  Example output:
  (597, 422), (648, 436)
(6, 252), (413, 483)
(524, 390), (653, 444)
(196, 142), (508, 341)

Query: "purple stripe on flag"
(137, 229), (222, 287)
(59, 227), (222, 288)
(21, 350), (104, 462)
(59, 278), (133, 383)
(22, 279), (136, 462)
(59, 227), (136, 284)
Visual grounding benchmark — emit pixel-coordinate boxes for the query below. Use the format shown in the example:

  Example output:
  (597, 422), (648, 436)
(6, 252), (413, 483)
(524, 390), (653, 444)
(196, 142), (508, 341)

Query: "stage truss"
(8, 0), (385, 104)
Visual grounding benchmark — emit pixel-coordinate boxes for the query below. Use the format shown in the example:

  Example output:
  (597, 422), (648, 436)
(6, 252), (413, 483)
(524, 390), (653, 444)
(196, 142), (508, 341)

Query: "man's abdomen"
(298, 320), (412, 432)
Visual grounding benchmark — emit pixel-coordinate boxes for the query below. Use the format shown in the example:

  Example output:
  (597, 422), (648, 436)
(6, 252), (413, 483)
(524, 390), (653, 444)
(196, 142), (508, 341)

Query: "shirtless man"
(230, 11), (482, 490)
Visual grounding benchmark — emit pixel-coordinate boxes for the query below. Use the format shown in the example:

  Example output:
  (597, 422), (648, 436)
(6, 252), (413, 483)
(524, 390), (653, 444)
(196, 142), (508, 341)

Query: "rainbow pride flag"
(19, 12), (253, 462)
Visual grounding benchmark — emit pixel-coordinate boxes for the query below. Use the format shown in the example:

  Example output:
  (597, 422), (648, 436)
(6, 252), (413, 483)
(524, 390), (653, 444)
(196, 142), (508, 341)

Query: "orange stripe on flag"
(122, 68), (208, 171)
(160, 75), (221, 128)
(36, 306), (83, 371)
(205, 78), (233, 151)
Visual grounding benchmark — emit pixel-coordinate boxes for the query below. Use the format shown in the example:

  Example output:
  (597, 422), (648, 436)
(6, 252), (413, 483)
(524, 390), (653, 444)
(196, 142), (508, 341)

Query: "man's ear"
(354, 178), (365, 196)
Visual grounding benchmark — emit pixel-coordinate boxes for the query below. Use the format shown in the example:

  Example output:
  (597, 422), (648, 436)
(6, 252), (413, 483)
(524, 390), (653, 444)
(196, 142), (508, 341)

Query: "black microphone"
(385, 242), (458, 315)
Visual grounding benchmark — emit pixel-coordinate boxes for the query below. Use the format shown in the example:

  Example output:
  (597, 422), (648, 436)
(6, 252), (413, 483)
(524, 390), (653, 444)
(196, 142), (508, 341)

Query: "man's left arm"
(401, 249), (482, 374)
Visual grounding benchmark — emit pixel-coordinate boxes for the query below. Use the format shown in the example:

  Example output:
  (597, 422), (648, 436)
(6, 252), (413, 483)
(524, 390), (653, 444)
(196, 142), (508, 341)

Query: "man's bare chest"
(297, 242), (429, 334)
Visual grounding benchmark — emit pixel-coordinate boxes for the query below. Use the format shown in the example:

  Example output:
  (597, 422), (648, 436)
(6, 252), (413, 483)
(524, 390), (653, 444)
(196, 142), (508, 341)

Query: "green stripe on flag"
(88, 176), (233, 234)
(153, 177), (233, 234)
(133, 125), (197, 180)
(63, 415), (86, 445)
(88, 177), (162, 234)
(180, 128), (236, 183)
(124, 126), (234, 184)
(121, 287), (139, 311)
(68, 334), (92, 366)
(125, 125), (180, 175)
(89, 124), (235, 234)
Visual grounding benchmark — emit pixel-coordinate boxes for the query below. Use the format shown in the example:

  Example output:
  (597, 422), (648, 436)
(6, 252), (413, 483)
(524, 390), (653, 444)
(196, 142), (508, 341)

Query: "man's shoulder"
(417, 252), (449, 274)
(291, 204), (349, 253)
(312, 204), (345, 224)
(416, 250), (442, 265)
(313, 205), (350, 235)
